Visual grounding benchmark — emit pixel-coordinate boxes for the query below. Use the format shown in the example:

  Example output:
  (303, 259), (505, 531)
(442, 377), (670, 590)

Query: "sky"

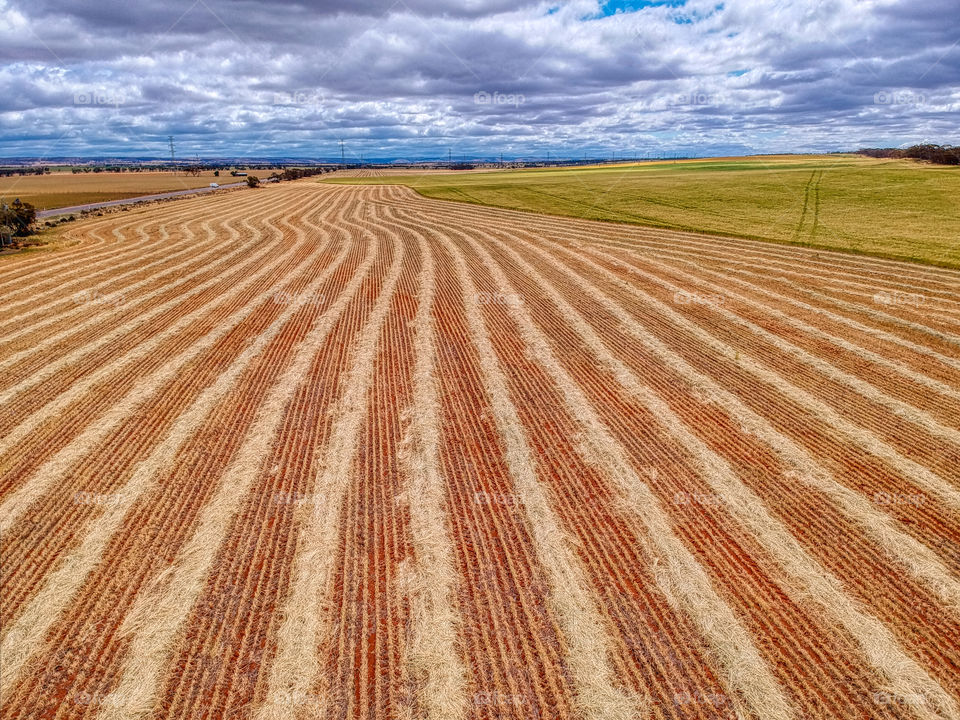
(0, 0), (957, 160)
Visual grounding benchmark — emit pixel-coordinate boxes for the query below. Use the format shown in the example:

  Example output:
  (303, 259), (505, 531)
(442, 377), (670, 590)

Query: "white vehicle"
(209, 182), (219, 188)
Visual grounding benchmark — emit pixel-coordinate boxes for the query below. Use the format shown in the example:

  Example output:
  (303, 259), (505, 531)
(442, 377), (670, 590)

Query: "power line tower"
(339, 138), (345, 166)
(168, 136), (176, 170)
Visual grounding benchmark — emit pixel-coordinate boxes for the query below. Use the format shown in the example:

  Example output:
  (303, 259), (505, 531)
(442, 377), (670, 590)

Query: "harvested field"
(1, 181), (960, 720)
(0, 170), (282, 210)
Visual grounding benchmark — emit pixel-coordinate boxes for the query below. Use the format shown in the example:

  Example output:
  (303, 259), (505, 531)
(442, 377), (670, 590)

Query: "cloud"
(0, 0), (956, 158)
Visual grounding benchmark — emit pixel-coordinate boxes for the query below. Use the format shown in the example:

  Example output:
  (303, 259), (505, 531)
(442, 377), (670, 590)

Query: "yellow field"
(0, 170), (278, 210)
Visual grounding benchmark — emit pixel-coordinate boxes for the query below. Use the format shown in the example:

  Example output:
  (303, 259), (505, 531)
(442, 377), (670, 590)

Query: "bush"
(246, 175), (260, 188)
(0, 199), (37, 236)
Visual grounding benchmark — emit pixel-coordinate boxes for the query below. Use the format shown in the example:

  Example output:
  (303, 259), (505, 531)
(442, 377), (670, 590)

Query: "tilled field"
(1, 182), (959, 720)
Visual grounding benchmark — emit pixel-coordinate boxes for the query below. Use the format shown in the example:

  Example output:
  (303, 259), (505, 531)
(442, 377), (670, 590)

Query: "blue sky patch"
(597, 0), (686, 17)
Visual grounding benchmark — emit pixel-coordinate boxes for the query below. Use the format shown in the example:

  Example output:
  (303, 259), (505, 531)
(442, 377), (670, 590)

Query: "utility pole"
(448, 148), (452, 164)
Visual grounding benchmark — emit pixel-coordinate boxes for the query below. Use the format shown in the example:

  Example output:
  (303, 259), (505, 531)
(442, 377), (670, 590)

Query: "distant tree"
(0, 199), (37, 236)
(213, 170), (219, 177)
(246, 175), (260, 188)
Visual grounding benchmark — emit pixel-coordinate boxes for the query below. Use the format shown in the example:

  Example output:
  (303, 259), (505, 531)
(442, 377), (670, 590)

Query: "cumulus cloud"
(0, 0), (956, 158)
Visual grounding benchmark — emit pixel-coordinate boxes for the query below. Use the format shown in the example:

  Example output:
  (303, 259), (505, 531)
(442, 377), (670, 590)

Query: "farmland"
(326, 154), (960, 268)
(1, 181), (960, 720)
(0, 169), (277, 210)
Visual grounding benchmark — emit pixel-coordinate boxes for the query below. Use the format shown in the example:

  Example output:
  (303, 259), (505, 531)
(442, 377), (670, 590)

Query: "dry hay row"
(0, 188), (334, 526)
(448, 208), (950, 707)
(0, 193), (317, 440)
(391, 188), (960, 348)
(397, 211), (469, 720)
(391, 204), (958, 719)
(407, 198), (960, 439)
(0, 210), (163, 288)
(400, 200), (960, 565)
(388, 186), (960, 302)
(0, 190), (346, 602)
(2, 184), (959, 720)
(0, 188), (253, 288)
(0, 196), (347, 634)
(316, 191), (425, 720)
(383, 207), (756, 719)
(0, 195), (221, 298)
(0, 189), (283, 331)
(0, 204), (200, 309)
(569, 228), (960, 364)
(425, 216), (624, 718)
(336, 199), (605, 718)
(410, 198), (960, 394)
(0, 185), (374, 714)
(94, 190), (393, 720)
(0, 191), (302, 384)
(587, 244), (960, 417)
(395, 200), (960, 468)
(384, 185), (960, 293)
(0, 191), (285, 351)
(397, 203), (960, 707)
(254, 194), (411, 720)
(153, 187), (416, 720)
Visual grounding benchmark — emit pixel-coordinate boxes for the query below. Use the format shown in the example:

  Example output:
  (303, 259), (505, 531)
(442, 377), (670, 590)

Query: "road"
(36, 180), (248, 219)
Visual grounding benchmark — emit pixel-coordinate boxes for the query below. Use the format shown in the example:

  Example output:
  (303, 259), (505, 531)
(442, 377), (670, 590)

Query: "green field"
(325, 155), (960, 268)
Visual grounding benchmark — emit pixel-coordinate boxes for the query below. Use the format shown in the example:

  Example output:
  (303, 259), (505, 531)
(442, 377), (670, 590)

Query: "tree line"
(857, 144), (960, 165)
